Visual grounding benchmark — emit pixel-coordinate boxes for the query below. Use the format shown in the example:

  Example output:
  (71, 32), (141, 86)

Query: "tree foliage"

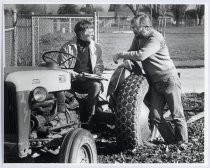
(16, 4), (46, 14)
(141, 4), (161, 19)
(57, 4), (80, 14)
(171, 5), (187, 26)
(185, 9), (197, 19)
(196, 5), (205, 25)
(150, 5), (159, 19)
(126, 4), (141, 16)
(4, 8), (13, 15)
(80, 4), (95, 14)
(125, 4), (171, 19)
(95, 6), (104, 12)
(108, 4), (121, 12)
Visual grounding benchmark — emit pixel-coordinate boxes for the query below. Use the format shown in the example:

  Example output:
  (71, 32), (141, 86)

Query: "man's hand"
(113, 54), (120, 64)
(76, 73), (86, 81)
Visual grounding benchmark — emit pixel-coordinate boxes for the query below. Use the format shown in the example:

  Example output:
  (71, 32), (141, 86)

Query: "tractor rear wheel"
(115, 74), (151, 150)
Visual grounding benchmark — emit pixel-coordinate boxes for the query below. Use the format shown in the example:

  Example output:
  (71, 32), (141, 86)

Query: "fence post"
(163, 17), (166, 37)
(150, 4), (153, 23)
(94, 12), (98, 43)
(13, 10), (17, 66)
(69, 18), (71, 33)
(97, 12), (99, 43)
(31, 12), (35, 66)
(158, 18), (161, 32)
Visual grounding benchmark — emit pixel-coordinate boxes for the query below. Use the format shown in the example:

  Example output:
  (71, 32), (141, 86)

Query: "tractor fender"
(107, 64), (130, 99)
(107, 60), (144, 99)
(107, 60), (145, 108)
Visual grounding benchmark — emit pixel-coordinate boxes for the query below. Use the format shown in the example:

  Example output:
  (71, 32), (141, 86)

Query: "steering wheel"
(42, 51), (80, 69)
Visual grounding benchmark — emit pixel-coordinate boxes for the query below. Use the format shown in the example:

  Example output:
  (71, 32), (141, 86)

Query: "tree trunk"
(176, 18), (179, 26)
(198, 16), (203, 26)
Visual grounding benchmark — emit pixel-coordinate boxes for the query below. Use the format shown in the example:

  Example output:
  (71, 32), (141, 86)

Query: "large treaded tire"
(115, 74), (151, 150)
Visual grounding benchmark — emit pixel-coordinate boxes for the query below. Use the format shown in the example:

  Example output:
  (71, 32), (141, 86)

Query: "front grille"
(4, 82), (18, 135)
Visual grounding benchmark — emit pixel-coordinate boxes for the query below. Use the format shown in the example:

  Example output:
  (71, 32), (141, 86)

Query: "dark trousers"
(72, 79), (101, 118)
(150, 76), (188, 143)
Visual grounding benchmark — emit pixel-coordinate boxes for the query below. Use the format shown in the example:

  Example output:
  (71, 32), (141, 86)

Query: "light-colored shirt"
(121, 29), (178, 82)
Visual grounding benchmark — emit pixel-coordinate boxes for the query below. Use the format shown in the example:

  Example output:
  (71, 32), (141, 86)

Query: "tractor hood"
(5, 66), (71, 92)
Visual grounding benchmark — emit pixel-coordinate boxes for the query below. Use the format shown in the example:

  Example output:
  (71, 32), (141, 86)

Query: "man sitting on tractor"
(58, 20), (104, 130)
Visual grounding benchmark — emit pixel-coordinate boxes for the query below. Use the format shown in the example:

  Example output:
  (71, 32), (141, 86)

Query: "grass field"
(37, 26), (204, 69)
(99, 26), (204, 70)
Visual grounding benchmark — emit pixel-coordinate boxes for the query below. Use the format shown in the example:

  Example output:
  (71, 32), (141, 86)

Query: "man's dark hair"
(74, 20), (93, 37)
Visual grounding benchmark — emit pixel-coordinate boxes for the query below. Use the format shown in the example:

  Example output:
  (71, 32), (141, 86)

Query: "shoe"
(177, 141), (188, 150)
(143, 141), (157, 147)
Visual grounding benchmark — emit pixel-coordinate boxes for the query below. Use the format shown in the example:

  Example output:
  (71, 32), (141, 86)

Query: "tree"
(57, 4), (80, 14)
(151, 5), (160, 20)
(4, 8), (13, 15)
(185, 9), (197, 18)
(80, 4), (95, 14)
(196, 5), (204, 25)
(94, 6), (104, 12)
(126, 4), (142, 16)
(86, 4), (94, 14)
(108, 4), (121, 12)
(16, 4), (46, 14)
(171, 5), (187, 26)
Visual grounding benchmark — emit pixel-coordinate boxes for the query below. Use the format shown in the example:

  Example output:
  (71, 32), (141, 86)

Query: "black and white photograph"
(2, 1), (208, 167)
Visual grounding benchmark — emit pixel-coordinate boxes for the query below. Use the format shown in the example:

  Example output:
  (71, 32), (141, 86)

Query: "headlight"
(33, 87), (48, 102)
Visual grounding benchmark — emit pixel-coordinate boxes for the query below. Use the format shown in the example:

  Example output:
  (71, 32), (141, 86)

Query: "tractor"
(4, 51), (151, 163)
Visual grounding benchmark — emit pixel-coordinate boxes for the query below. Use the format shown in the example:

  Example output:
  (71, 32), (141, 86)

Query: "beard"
(135, 32), (144, 39)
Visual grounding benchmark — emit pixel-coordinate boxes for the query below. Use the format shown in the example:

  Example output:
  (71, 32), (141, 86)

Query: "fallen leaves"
(97, 92), (205, 163)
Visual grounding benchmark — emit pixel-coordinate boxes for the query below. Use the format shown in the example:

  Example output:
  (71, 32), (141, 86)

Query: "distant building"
(98, 11), (133, 28)
(158, 12), (175, 25)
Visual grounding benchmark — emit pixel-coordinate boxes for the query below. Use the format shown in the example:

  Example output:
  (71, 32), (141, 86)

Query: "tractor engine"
(30, 89), (80, 139)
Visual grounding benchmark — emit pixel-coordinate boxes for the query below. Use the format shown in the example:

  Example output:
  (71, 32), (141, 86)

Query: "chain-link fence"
(4, 14), (16, 67)
(98, 17), (203, 33)
(16, 14), (32, 66)
(4, 13), (98, 67)
(4, 12), (202, 67)
(33, 15), (96, 66)
(98, 17), (168, 36)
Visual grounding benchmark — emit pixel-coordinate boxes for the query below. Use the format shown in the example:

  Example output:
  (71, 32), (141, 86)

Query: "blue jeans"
(150, 76), (188, 143)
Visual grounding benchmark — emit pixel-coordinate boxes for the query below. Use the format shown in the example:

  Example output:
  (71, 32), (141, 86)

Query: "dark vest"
(74, 39), (92, 73)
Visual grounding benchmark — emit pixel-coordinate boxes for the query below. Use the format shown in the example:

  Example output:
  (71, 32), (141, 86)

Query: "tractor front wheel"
(59, 128), (97, 163)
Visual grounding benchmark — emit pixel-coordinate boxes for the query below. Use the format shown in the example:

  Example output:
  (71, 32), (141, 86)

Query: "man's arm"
(115, 37), (161, 62)
(94, 44), (104, 76)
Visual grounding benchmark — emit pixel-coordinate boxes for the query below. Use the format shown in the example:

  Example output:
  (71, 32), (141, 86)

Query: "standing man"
(113, 14), (188, 147)
(59, 20), (104, 130)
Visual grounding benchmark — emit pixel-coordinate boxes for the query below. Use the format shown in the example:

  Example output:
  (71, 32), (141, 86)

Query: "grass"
(37, 26), (204, 69)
